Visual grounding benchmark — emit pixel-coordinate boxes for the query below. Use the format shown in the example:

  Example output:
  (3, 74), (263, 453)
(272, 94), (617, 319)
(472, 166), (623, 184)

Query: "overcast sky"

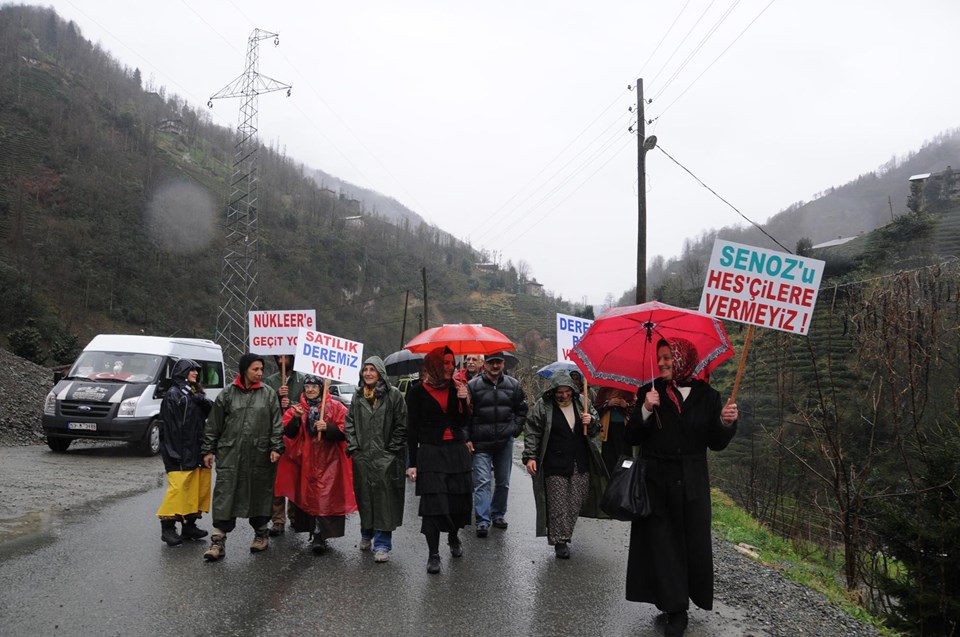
(38, 0), (960, 305)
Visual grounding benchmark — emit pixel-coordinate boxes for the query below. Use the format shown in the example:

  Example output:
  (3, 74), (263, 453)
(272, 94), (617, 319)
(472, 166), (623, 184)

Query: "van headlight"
(43, 392), (57, 416)
(117, 396), (140, 417)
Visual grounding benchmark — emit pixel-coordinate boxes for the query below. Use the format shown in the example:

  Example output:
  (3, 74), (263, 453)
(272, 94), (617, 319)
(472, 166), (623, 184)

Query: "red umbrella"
(404, 324), (516, 356)
(569, 301), (735, 391)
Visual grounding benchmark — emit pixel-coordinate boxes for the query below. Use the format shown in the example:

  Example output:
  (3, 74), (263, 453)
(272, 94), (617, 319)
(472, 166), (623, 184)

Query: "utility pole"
(400, 289), (410, 349)
(208, 29), (291, 373)
(421, 267), (429, 330)
(635, 78), (657, 305)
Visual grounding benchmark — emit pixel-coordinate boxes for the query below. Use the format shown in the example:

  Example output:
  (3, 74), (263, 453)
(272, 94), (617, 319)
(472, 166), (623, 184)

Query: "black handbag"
(600, 455), (651, 520)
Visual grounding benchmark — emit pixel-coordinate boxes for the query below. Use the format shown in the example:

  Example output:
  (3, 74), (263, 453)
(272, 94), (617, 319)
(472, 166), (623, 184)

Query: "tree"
(8, 326), (44, 363)
(795, 237), (813, 256)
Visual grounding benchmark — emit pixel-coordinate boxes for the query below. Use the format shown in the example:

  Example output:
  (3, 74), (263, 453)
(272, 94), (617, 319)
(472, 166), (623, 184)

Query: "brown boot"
(250, 529), (270, 553)
(203, 532), (226, 562)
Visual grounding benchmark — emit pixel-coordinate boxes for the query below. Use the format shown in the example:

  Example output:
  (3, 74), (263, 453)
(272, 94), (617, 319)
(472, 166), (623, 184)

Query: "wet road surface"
(0, 442), (767, 636)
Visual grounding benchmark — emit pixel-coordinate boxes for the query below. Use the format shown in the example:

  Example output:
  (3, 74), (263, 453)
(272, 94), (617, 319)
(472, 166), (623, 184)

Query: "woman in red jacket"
(274, 375), (357, 553)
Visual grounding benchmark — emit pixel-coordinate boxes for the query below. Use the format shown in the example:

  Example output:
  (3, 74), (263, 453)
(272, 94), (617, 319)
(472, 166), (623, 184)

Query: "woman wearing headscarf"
(274, 375), (357, 554)
(344, 356), (407, 563)
(156, 358), (213, 546)
(625, 338), (738, 637)
(522, 369), (605, 559)
(593, 386), (638, 475)
(405, 346), (473, 574)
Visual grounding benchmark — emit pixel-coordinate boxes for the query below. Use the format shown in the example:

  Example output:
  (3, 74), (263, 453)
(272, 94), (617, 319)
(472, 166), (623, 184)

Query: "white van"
(41, 335), (225, 455)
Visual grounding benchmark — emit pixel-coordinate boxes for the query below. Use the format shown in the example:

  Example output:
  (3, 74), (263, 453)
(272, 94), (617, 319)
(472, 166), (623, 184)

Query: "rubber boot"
(181, 518), (208, 541)
(161, 520), (183, 547)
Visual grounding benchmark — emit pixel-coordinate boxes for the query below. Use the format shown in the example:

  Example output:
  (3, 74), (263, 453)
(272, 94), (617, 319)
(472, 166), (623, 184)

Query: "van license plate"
(67, 422), (97, 431)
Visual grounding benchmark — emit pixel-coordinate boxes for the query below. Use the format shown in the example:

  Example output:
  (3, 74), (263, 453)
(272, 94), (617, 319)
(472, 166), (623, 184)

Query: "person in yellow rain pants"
(156, 358), (214, 546)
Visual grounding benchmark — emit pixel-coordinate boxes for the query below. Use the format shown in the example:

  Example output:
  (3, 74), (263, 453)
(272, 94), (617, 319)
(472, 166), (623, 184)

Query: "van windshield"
(67, 351), (164, 383)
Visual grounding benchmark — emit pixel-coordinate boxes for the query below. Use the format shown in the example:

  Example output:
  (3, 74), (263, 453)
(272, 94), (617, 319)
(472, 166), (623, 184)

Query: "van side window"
(200, 361), (224, 389)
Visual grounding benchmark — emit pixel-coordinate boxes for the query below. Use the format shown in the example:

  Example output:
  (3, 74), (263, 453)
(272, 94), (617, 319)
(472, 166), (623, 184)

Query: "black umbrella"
(384, 349), (425, 376)
(501, 350), (520, 371)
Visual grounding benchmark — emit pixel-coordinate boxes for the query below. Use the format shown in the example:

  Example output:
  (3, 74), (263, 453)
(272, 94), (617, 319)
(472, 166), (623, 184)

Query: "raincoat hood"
(542, 369), (578, 398)
(172, 358), (200, 382)
(357, 356), (391, 389)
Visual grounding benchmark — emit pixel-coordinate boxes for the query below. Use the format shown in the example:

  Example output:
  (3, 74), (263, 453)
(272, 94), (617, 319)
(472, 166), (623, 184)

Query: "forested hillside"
(0, 5), (585, 365)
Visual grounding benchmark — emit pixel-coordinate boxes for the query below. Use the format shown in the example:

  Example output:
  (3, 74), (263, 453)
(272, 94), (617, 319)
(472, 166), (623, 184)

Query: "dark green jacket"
(202, 378), (284, 519)
(522, 370), (608, 537)
(264, 370), (305, 407)
(344, 357), (408, 531)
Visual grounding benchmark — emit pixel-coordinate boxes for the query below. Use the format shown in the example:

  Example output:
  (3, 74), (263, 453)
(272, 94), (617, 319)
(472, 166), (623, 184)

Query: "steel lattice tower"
(209, 29), (291, 373)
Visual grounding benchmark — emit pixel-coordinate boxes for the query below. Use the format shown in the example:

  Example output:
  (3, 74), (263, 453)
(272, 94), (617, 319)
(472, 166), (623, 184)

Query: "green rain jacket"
(522, 370), (608, 537)
(202, 376), (284, 519)
(344, 356), (408, 532)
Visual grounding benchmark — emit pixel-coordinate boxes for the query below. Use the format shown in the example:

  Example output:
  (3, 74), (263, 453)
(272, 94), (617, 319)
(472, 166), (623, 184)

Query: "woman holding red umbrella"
(405, 346), (473, 575)
(625, 337), (738, 637)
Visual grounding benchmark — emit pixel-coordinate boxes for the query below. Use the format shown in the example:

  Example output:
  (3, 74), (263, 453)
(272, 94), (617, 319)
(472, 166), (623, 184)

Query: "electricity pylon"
(209, 29), (291, 373)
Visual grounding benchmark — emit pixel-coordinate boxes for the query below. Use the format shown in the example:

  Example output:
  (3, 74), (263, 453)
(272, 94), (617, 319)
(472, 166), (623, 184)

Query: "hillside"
(0, 5), (589, 365)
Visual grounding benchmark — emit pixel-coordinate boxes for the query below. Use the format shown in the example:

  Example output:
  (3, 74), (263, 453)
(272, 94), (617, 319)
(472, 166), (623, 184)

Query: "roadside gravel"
(0, 348), (53, 446)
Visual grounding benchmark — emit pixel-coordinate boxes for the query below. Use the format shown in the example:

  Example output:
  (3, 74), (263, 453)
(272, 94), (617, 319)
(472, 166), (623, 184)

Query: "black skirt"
(415, 442), (473, 530)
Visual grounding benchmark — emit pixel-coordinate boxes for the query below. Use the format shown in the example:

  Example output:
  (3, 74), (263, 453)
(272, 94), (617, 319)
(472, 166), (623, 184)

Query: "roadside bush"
(8, 326), (44, 363)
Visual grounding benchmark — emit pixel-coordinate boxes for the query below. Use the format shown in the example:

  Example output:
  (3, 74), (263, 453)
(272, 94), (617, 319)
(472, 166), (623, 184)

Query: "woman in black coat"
(155, 358), (213, 546)
(625, 338), (738, 637)
(405, 346), (473, 575)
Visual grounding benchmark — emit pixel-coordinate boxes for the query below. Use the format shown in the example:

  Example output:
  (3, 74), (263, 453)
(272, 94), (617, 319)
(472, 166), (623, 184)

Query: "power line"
(632, 0), (694, 80)
(473, 111), (634, 246)
(647, 0), (718, 88)
(654, 0), (778, 118)
(650, 0), (743, 102)
(655, 144), (791, 252)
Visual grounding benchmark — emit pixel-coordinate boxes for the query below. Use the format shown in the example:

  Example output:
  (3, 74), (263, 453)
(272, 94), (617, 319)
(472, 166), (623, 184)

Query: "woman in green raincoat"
(200, 353), (284, 561)
(522, 369), (607, 559)
(344, 356), (408, 563)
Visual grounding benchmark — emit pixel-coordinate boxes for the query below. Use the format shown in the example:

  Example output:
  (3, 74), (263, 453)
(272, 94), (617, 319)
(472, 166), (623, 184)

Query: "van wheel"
(138, 420), (161, 456)
(47, 437), (72, 453)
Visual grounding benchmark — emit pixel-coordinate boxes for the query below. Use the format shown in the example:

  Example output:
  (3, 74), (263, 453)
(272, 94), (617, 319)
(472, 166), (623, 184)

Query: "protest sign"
(293, 328), (364, 382)
(556, 312), (593, 362)
(249, 310), (316, 354)
(699, 240), (824, 336)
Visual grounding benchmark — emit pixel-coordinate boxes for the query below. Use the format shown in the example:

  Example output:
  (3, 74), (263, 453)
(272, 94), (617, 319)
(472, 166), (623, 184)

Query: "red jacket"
(274, 395), (357, 517)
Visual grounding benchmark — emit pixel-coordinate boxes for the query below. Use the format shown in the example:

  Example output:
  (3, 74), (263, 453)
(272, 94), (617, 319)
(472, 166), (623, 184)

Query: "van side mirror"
(155, 377), (173, 399)
(53, 370), (64, 383)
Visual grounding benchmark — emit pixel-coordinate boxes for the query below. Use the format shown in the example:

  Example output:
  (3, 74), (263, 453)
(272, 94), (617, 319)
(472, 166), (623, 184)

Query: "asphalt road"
(0, 442), (767, 637)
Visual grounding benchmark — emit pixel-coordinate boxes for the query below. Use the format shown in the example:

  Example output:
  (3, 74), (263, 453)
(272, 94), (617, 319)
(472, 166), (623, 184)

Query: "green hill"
(0, 5), (590, 365)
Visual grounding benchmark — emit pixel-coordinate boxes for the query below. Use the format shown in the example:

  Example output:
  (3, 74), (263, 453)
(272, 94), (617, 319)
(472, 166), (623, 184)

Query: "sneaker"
(426, 554), (441, 574)
(664, 610), (689, 637)
(373, 550), (390, 563)
(359, 537), (372, 551)
(449, 540), (464, 558)
(476, 526), (489, 538)
(492, 518), (508, 529)
(555, 542), (570, 559)
(203, 533), (226, 562)
(250, 530), (270, 553)
(268, 523), (285, 537)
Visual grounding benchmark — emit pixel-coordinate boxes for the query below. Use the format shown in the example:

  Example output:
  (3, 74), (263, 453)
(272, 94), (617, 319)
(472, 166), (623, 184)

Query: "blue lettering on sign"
(559, 317), (592, 333)
(726, 247), (819, 283)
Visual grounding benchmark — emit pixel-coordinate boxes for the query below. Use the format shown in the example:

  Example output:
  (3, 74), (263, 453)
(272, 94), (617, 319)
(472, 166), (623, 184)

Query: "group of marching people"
(155, 337), (738, 637)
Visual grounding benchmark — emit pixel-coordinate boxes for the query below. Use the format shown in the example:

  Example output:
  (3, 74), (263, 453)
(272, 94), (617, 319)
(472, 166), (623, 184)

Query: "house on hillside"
(909, 167), (960, 213)
(525, 279), (545, 297)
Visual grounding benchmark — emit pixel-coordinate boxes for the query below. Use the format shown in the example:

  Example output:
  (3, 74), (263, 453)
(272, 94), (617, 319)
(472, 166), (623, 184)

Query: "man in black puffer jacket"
(466, 352), (528, 537)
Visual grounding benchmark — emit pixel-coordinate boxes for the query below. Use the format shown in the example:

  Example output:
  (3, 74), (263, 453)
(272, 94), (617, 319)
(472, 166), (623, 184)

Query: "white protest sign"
(249, 310), (317, 354)
(556, 312), (593, 361)
(698, 239), (825, 336)
(293, 328), (364, 383)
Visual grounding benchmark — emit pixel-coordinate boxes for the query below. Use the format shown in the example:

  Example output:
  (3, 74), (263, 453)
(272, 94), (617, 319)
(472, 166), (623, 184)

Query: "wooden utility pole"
(636, 78), (647, 304)
(421, 267), (429, 329)
(400, 289), (410, 349)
